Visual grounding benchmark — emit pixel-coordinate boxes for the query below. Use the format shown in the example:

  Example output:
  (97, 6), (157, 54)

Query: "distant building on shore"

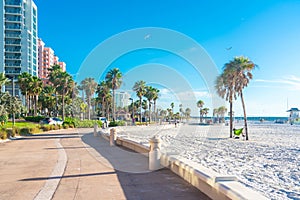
(287, 107), (300, 125)
(38, 38), (66, 85)
(0, 0), (38, 95)
(115, 91), (130, 108)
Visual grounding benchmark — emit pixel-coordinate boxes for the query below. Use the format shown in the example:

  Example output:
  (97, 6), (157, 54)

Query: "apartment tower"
(0, 0), (38, 95)
(38, 38), (66, 85)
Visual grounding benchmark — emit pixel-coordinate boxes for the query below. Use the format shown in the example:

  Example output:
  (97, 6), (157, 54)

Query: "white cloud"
(254, 75), (300, 91)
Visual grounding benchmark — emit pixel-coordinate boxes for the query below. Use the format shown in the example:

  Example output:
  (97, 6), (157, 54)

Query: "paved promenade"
(0, 128), (211, 200)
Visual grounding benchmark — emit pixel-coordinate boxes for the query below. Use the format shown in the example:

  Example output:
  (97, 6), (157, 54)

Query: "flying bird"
(226, 47), (232, 50)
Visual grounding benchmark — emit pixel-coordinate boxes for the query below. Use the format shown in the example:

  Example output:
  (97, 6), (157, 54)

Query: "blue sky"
(35, 0), (300, 117)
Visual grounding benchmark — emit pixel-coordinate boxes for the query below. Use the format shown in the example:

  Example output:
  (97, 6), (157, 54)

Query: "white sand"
(113, 121), (300, 200)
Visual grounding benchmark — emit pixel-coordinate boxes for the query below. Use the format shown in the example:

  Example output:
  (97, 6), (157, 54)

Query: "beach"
(110, 121), (300, 200)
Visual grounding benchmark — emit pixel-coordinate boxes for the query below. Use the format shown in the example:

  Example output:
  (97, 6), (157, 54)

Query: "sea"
(193, 116), (289, 124)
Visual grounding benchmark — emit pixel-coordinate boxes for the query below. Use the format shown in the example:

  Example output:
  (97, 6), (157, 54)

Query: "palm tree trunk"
(154, 101), (157, 122)
(148, 101), (151, 122)
(240, 92), (248, 140)
(106, 101), (109, 120)
(34, 95), (37, 116)
(229, 100), (233, 138)
(62, 92), (65, 121)
(112, 89), (115, 121)
(102, 97), (105, 117)
(88, 96), (91, 120)
(55, 92), (58, 117)
(29, 95), (32, 115)
(25, 93), (28, 116)
(140, 97), (142, 123)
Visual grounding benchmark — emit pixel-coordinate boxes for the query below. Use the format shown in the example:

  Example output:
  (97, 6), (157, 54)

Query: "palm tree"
(39, 85), (56, 116)
(69, 81), (79, 117)
(142, 99), (148, 120)
(144, 86), (156, 122)
(81, 77), (98, 120)
(133, 80), (146, 122)
(179, 104), (183, 122)
(55, 72), (74, 121)
(30, 76), (43, 116)
(170, 102), (174, 114)
(159, 109), (167, 121)
(185, 108), (191, 121)
(166, 108), (172, 120)
(18, 72), (31, 113)
(215, 73), (235, 138)
(152, 88), (160, 122)
(224, 56), (257, 140)
(49, 65), (63, 116)
(218, 106), (227, 123)
(202, 107), (209, 118)
(197, 100), (204, 123)
(105, 68), (122, 121)
(96, 81), (111, 118)
(0, 72), (10, 92)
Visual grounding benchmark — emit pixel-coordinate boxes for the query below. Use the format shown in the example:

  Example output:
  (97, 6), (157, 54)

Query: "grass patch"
(2, 121), (38, 129)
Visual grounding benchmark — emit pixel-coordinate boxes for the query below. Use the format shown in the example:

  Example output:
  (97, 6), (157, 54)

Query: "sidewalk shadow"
(81, 132), (211, 200)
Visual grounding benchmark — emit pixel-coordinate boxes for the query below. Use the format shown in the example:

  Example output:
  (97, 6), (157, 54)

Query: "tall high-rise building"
(0, 0), (38, 95)
(38, 38), (66, 85)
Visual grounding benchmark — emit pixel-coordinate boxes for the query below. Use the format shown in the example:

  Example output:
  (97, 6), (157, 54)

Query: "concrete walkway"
(0, 128), (211, 200)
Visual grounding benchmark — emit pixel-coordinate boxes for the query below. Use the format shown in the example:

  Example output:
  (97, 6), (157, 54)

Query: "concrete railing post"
(110, 128), (117, 146)
(149, 136), (161, 170)
(94, 123), (98, 136)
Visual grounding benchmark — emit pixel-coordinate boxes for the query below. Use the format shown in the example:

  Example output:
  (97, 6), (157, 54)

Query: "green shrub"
(4, 127), (23, 137)
(49, 125), (54, 130)
(13, 127), (20, 136)
(73, 120), (98, 128)
(0, 115), (8, 125)
(63, 124), (69, 129)
(109, 120), (125, 127)
(5, 129), (14, 138)
(29, 127), (41, 134)
(63, 117), (78, 127)
(76, 120), (94, 128)
(0, 129), (7, 140)
(63, 118), (103, 128)
(24, 116), (45, 122)
(41, 125), (51, 132)
(20, 128), (30, 136)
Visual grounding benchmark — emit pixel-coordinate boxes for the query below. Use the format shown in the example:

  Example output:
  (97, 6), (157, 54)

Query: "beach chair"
(233, 128), (244, 139)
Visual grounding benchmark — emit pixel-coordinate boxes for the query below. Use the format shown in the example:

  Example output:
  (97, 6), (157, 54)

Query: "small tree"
(197, 100), (204, 123)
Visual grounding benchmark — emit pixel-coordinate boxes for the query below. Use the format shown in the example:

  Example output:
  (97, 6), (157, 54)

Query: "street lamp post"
(129, 98), (134, 125)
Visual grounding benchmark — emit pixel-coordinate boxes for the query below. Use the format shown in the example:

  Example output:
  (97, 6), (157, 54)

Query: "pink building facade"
(38, 38), (66, 85)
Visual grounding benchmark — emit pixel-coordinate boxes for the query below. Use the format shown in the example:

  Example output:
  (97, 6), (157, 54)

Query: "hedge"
(109, 120), (126, 127)
(24, 116), (45, 123)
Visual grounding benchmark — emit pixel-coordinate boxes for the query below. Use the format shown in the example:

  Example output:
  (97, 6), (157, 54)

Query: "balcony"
(5, 10), (22, 16)
(4, 70), (21, 75)
(5, 55), (21, 60)
(5, 18), (22, 23)
(4, 48), (21, 53)
(5, 33), (21, 39)
(5, 25), (21, 30)
(4, 2), (22, 7)
(5, 41), (21, 46)
(5, 63), (21, 67)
